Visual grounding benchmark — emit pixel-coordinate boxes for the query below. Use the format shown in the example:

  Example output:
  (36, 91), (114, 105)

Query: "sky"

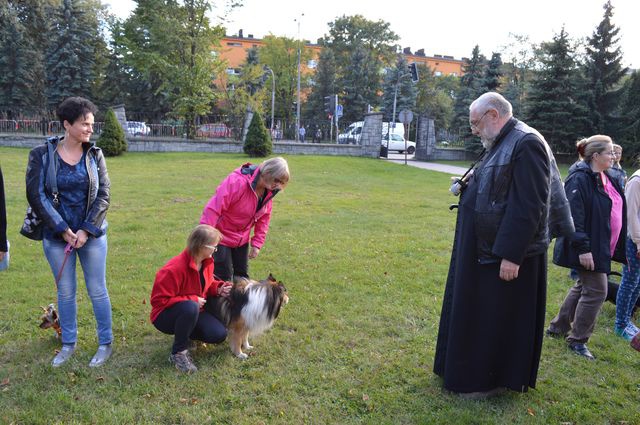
(104, 0), (640, 69)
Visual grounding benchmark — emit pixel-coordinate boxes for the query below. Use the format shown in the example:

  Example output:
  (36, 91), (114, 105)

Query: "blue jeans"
(43, 235), (113, 345)
(616, 238), (640, 329)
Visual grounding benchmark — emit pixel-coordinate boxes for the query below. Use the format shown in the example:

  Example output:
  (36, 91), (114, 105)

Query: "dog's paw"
(242, 343), (254, 350)
(235, 352), (249, 360)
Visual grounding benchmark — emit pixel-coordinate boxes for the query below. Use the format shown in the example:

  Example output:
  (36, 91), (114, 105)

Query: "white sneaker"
(89, 344), (112, 367)
(51, 344), (76, 367)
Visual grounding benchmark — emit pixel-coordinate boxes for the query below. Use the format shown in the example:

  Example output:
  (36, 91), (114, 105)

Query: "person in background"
(25, 97), (113, 367)
(0, 166), (7, 265)
(150, 225), (232, 373)
(609, 143), (627, 189)
(200, 157), (289, 282)
(614, 165), (640, 341)
(548, 135), (626, 360)
(298, 125), (306, 143)
(433, 92), (571, 398)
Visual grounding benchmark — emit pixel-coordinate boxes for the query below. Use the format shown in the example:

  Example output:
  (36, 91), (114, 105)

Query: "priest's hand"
(499, 259), (520, 281)
(578, 252), (594, 271)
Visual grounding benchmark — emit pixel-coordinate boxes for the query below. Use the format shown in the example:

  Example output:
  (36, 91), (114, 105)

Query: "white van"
(382, 122), (404, 138)
(338, 121), (363, 144)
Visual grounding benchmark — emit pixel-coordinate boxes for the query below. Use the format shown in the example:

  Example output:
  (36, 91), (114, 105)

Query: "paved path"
(387, 159), (468, 176)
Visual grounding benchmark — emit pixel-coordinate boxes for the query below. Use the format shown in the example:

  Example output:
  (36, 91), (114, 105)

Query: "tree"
(526, 28), (590, 153)
(483, 52), (503, 92)
(0, 1), (50, 117)
(46, 0), (98, 110)
(319, 15), (399, 123)
(616, 71), (640, 160)
(243, 112), (272, 157)
(585, 0), (627, 135)
(305, 47), (337, 122)
(119, 0), (227, 138)
(341, 46), (380, 123)
(381, 54), (417, 123)
(499, 33), (538, 118)
(415, 64), (458, 131)
(257, 35), (312, 135)
(97, 108), (127, 156)
(452, 45), (486, 145)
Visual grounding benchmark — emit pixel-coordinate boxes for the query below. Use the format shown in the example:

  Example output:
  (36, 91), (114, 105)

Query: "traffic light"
(408, 62), (419, 83)
(324, 95), (336, 114)
(324, 96), (332, 113)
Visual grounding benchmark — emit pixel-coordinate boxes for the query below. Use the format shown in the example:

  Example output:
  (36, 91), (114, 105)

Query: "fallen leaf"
(0, 378), (9, 387)
(362, 394), (369, 401)
(96, 376), (105, 382)
(191, 397), (198, 405)
(142, 299), (146, 304)
(143, 393), (151, 399)
(527, 407), (535, 416)
(180, 398), (188, 404)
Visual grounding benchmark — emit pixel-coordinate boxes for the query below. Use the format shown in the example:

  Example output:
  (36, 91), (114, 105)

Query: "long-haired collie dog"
(207, 273), (288, 359)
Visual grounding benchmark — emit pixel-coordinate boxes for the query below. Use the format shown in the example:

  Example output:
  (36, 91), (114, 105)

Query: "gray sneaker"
(89, 344), (113, 368)
(169, 349), (197, 373)
(52, 344), (76, 367)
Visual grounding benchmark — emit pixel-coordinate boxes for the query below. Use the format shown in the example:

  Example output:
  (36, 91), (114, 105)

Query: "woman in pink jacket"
(200, 157), (290, 281)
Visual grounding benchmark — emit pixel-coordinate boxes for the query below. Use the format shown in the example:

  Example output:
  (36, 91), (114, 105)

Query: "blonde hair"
(260, 157), (290, 185)
(187, 224), (222, 257)
(576, 135), (613, 161)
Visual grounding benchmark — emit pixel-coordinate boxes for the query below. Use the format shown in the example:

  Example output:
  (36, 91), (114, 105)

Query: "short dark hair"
(56, 97), (98, 125)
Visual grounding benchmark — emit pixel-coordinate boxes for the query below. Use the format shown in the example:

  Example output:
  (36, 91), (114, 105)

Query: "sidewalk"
(387, 159), (468, 176)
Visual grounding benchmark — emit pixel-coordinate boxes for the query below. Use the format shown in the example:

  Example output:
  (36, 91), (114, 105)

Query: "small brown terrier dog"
(39, 303), (61, 337)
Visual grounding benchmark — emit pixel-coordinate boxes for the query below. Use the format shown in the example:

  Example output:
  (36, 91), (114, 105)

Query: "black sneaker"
(169, 350), (198, 373)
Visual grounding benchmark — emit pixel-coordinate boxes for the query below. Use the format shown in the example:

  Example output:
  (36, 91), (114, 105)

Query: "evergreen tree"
(97, 108), (127, 156)
(500, 33), (538, 118)
(526, 28), (589, 153)
(452, 45), (486, 147)
(305, 47), (337, 122)
(341, 46), (380, 123)
(0, 1), (49, 117)
(381, 54), (417, 123)
(244, 112), (272, 157)
(585, 0), (627, 135)
(483, 52), (503, 92)
(46, 0), (97, 110)
(616, 71), (640, 159)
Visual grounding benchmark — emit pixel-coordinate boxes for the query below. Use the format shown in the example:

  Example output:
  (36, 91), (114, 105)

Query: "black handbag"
(20, 140), (59, 241)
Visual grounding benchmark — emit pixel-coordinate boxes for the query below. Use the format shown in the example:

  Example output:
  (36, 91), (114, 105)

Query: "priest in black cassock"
(433, 92), (572, 399)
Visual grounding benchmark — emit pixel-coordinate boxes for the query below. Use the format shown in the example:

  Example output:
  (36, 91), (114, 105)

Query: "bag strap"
(46, 139), (59, 205)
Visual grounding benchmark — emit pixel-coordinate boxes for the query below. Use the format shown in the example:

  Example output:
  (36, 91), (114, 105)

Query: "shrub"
(97, 108), (127, 156)
(243, 112), (272, 157)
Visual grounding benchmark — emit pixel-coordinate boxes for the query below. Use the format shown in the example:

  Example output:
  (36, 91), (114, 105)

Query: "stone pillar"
(415, 115), (435, 161)
(112, 104), (127, 135)
(360, 112), (383, 158)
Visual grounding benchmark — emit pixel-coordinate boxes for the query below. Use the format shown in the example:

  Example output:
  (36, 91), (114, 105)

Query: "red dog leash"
(54, 243), (74, 288)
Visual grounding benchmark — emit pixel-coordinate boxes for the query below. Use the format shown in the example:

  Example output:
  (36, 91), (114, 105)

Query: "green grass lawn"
(0, 147), (638, 424)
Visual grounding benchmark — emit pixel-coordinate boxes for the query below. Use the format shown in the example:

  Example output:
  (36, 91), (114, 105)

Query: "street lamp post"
(295, 13), (304, 142)
(264, 66), (275, 134)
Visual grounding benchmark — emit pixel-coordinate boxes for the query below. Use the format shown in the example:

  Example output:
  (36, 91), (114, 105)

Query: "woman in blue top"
(25, 97), (112, 367)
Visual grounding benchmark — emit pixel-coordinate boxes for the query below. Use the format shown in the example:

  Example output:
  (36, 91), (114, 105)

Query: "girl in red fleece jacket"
(150, 224), (232, 373)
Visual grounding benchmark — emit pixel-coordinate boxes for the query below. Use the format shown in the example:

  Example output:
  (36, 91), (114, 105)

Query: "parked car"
(196, 123), (231, 138)
(382, 133), (416, 154)
(126, 121), (150, 136)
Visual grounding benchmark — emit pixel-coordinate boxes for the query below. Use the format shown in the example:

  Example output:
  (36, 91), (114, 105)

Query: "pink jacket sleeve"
(251, 202), (272, 248)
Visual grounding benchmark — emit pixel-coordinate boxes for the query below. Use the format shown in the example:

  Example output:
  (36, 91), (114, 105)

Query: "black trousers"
(153, 300), (227, 354)
(213, 243), (250, 282)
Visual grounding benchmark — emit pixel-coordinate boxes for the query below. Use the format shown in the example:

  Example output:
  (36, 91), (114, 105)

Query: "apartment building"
(219, 30), (464, 77)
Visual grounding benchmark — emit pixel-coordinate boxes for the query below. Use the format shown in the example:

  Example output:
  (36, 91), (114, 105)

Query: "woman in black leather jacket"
(25, 97), (113, 368)
(548, 135), (626, 360)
